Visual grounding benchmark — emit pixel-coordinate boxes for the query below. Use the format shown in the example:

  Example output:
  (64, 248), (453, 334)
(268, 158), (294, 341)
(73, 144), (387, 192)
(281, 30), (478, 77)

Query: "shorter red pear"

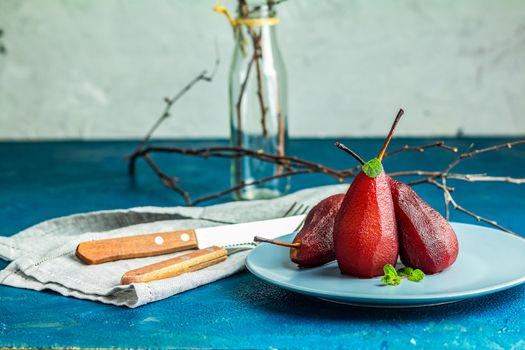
(389, 178), (459, 274)
(289, 194), (344, 267)
(254, 193), (344, 267)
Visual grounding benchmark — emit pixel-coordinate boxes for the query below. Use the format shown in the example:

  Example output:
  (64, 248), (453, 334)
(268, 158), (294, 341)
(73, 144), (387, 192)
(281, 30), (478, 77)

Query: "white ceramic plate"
(246, 222), (525, 307)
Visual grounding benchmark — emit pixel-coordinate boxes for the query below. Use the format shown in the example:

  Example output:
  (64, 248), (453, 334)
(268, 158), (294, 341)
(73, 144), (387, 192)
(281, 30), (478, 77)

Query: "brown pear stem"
(377, 109), (404, 161)
(335, 142), (365, 165)
(254, 236), (301, 248)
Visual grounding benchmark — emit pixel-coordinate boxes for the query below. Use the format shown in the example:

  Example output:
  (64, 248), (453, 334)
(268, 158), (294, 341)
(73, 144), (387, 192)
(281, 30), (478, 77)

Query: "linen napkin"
(0, 184), (347, 308)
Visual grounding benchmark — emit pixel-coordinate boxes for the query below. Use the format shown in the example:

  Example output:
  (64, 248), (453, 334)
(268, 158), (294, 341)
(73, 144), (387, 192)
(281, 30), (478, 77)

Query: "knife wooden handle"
(75, 229), (198, 265)
(120, 246), (228, 284)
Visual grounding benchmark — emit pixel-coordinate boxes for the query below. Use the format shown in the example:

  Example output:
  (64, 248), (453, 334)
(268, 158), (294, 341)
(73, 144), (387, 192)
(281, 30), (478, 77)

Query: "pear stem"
(335, 142), (365, 165)
(377, 109), (404, 161)
(254, 236), (301, 248)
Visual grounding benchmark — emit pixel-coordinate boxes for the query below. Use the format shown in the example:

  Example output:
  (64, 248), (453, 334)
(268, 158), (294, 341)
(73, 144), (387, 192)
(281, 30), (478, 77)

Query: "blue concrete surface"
(1, 138), (524, 349)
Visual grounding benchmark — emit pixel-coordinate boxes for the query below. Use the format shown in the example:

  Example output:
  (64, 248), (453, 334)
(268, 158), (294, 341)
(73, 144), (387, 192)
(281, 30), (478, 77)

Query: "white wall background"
(0, 0), (524, 140)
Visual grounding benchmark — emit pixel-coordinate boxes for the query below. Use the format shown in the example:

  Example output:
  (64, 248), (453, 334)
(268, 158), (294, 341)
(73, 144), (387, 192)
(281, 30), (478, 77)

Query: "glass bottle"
(228, 2), (290, 200)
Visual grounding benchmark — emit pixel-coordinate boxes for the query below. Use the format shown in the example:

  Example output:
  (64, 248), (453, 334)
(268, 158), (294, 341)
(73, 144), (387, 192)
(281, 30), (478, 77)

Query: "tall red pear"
(333, 110), (404, 278)
(389, 178), (459, 274)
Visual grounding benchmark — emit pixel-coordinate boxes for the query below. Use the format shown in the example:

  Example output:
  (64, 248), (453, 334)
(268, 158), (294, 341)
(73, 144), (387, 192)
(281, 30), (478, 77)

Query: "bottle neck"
(234, 3), (278, 44)
(235, 23), (277, 39)
(231, 3), (282, 63)
(234, 24), (279, 62)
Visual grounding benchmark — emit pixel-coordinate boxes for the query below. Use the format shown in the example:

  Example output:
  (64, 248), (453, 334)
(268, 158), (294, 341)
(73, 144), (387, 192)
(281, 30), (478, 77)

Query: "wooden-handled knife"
(75, 215), (305, 265)
(120, 245), (237, 284)
(76, 229), (199, 265)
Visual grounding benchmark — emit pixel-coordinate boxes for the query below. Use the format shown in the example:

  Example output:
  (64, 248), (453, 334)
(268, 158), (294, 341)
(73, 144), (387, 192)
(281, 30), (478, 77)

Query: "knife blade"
(76, 215), (305, 265)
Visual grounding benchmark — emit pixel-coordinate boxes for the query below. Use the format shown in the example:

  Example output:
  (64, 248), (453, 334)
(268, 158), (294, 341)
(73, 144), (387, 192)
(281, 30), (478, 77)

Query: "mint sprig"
(362, 158), (383, 178)
(381, 264), (425, 286)
(397, 267), (413, 277)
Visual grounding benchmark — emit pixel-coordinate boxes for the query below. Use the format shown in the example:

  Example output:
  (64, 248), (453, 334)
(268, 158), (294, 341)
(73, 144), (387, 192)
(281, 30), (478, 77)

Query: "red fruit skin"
(290, 193), (344, 267)
(390, 178), (459, 274)
(333, 171), (399, 278)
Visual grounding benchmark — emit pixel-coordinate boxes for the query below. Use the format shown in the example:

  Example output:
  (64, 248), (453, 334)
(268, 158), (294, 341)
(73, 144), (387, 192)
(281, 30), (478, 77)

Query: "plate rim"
(245, 222), (525, 305)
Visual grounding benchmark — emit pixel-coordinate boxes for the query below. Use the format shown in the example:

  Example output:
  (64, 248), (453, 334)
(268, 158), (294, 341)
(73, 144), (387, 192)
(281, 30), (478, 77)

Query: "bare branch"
(442, 176), (450, 220)
(442, 143), (475, 175)
(191, 170), (311, 206)
(141, 154), (191, 205)
(461, 140), (525, 159)
(428, 179), (522, 239)
(129, 145), (355, 182)
(384, 141), (458, 158)
(0, 28), (6, 55)
(137, 56), (220, 151)
(448, 174), (525, 184)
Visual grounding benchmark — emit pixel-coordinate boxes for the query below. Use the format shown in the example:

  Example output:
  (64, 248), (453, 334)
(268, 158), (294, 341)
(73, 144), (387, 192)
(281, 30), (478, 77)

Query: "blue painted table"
(1, 138), (524, 349)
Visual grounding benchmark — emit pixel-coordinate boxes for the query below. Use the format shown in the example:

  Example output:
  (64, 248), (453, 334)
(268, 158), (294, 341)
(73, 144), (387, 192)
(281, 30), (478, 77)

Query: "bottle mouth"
(237, 2), (277, 20)
(214, 2), (279, 29)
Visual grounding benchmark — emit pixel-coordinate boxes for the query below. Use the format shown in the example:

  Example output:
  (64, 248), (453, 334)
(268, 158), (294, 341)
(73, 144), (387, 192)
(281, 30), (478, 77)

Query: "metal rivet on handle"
(154, 236), (164, 245)
(180, 233), (190, 242)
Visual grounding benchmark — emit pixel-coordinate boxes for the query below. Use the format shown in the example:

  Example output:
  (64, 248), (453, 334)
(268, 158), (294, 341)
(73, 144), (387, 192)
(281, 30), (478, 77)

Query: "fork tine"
(299, 204), (310, 216)
(283, 202), (310, 219)
(295, 204), (309, 216)
(299, 205), (311, 217)
(293, 204), (304, 216)
(290, 203), (301, 216)
(291, 205), (310, 232)
(283, 202), (298, 217)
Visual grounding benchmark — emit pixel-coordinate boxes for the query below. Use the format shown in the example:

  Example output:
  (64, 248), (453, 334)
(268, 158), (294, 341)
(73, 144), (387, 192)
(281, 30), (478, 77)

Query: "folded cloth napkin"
(0, 184), (347, 308)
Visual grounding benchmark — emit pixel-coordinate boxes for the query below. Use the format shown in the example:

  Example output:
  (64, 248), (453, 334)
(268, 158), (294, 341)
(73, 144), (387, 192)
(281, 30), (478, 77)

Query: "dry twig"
(129, 137), (525, 238)
(135, 55), (220, 152)
(125, 59), (524, 235)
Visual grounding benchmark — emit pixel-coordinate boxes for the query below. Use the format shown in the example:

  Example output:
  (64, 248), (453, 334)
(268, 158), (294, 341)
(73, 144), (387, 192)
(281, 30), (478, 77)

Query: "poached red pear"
(254, 193), (344, 267)
(334, 164), (398, 277)
(333, 110), (404, 278)
(289, 193), (344, 267)
(389, 178), (459, 274)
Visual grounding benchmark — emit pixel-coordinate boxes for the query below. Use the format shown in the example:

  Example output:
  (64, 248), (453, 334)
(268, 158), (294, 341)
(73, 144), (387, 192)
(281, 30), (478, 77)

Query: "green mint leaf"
(381, 274), (401, 286)
(397, 267), (413, 277)
(381, 264), (401, 286)
(383, 264), (397, 277)
(362, 158), (383, 178)
(407, 269), (425, 283)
